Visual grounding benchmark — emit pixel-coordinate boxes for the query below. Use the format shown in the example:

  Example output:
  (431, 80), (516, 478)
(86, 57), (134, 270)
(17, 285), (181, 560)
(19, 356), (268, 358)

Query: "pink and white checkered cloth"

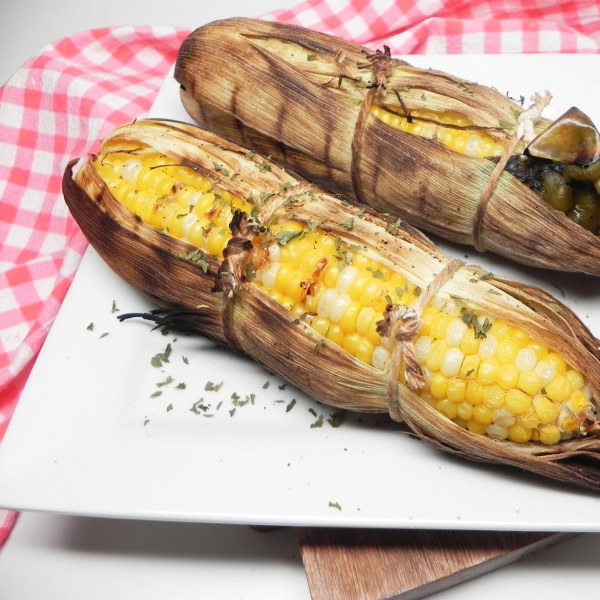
(1, 0), (599, 548)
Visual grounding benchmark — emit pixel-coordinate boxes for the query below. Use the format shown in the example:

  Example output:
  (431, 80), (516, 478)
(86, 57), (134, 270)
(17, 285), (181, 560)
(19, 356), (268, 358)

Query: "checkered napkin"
(1, 0), (599, 548)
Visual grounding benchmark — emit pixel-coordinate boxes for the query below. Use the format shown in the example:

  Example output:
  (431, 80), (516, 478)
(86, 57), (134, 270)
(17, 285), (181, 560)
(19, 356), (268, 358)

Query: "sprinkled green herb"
(510, 107), (522, 120)
(311, 415), (324, 428)
(291, 312), (309, 325)
(397, 86), (410, 92)
(248, 393), (256, 405)
(190, 399), (209, 414)
(156, 376), (173, 388)
(182, 356), (189, 365)
(465, 369), (474, 377)
(286, 399), (297, 412)
(144, 419), (149, 426)
(313, 339), (325, 354)
(498, 119), (513, 128)
(257, 160), (272, 172)
(150, 391), (162, 398)
(420, 93), (427, 100)
(461, 309), (492, 339)
(217, 401), (223, 410)
(215, 143), (230, 151)
(166, 404), (173, 412)
(386, 218), (403, 235)
(307, 54), (317, 61)
(369, 268), (384, 279)
(151, 343), (172, 368)
(414, 286), (422, 297)
(354, 208), (365, 217)
(487, 289), (501, 295)
(111, 300), (119, 313)
(213, 162), (230, 177)
(99, 332), (109, 339)
(87, 322), (94, 331)
(244, 151), (256, 160)
(541, 387), (547, 395)
(178, 248), (209, 272)
(279, 181), (293, 190)
(231, 392), (240, 400)
(385, 295), (393, 305)
(274, 230), (303, 247)
(307, 219), (323, 231)
(229, 408), (236, 417)
(308, 408), (317, 417)
(262, 381), (270, 389)
(341, 217), (354, 230)
(329, 501), (342, 510)
(278, 383), (287, 391)
(480, 271), (494, 280)
(327, 411), (345, 428)
(175, 382), (186, 389)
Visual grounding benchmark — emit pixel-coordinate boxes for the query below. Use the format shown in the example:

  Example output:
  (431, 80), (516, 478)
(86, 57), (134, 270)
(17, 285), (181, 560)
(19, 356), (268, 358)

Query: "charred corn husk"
(63, 119), (600, 490)
(174, 17), (600, 276)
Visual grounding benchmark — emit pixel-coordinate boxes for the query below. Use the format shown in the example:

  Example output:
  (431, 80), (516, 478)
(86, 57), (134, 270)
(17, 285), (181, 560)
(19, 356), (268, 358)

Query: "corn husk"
(63, 119), (600, 490)
(174, 17), (600, 276)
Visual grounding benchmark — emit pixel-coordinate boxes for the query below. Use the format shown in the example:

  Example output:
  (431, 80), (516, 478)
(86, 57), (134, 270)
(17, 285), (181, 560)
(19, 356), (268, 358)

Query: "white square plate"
(0, 55), (599, 530)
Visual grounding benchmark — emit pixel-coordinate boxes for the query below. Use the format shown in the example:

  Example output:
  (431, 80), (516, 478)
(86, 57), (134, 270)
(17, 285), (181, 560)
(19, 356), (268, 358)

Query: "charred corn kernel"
(447, 378), (467, 403)
(437, 399), (458, 419)
(545, 375), (573, 403)
(533, 395), (559, 424)
(539, 424), (561, 445)
(504, 389), (532, 414)
(508, 423), (533, 443)
(95, 143), (593, 448)
(370, 106), (505, 158)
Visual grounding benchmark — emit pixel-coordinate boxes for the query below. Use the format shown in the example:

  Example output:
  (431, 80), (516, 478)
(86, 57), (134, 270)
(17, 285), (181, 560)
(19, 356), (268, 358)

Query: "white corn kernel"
(414, 336), (433, 365)
(261, 262), (281, 289)
(515, 348), (537, 371)
(445, 318), (468, 347)
(372, 345), (391, 372)
(486, 424), (508, 440)
(317, 288), (339, 319)
(477, 335), (498, 359)
(440, 347), (464, 377)
(534, 361), (557, 386)
(336, 266), (359, 294)
(121, 158), (143, 184)
(329, 293), (352, 323)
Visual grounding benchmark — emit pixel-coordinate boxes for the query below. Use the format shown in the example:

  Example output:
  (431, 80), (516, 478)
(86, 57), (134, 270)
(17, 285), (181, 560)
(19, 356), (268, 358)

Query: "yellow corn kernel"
(430, 312), (454, 340)
(570, 391), (590, 413)
(517, 407), (539, 429)
(447, 378), (467, 403)
(507, 423), (532, 443)
(467, 419), (488, 435)
(459, 354), (480, 380)
(472, 404), (493, 425)
(565, 369), (585, 391)
(496, 338), (520, 364)
(517, 369), (542, 396)
(497, 364), (520, 390)
(483, 384), (505, 410)
(437, 399), (458, 420)
(419, 306), (439, 337)
(527, 338), (549, 360)
(477, 357), (501, 386)
(545, 375), (573, 403)
(426, 339), (449, 372)
(457, 401), (474, 420)
(504, 389), (532, 415)
(327, 324), (346, 347)
(466, 381), (485, 405)
(355, 338), (375, 365)
(311, 316), (330, 337)
(510, 326), (531, 348)
(342, 332), (362, 356)
(533, 395), (559, 424)
(489, 320), (513, 338)
(539, 424), (561, 445)
(459, 327), (481, 355)
(545, 352), (567, 375)
(339, 300), (361, 333)
(429, 373), (449, 399)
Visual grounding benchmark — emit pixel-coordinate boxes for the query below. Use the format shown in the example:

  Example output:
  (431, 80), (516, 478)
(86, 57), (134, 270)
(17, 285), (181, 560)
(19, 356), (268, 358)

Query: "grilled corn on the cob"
(174, 18), (600, 276)
(63, 119), (600, 490)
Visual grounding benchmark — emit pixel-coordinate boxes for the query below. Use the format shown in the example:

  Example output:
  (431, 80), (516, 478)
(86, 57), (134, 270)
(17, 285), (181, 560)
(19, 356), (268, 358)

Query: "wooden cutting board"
(296, 527), (574, 600)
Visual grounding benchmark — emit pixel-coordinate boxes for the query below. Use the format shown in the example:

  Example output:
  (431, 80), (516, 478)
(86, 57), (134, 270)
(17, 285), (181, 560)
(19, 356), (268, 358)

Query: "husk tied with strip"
(174, 17), (600, 276)
(63, 119), (600, 490)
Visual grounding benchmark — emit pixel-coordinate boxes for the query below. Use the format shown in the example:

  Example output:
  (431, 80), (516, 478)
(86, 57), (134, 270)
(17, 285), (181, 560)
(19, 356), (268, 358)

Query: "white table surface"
(2, 0), (600, 598)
